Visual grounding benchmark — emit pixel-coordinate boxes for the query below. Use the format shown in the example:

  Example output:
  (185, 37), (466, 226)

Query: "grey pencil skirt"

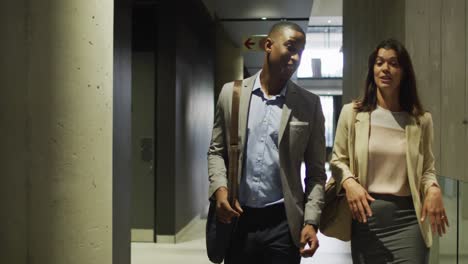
(351, 193), (429, 264)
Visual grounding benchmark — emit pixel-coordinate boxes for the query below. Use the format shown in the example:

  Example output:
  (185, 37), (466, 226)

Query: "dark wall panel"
(113, 0), (132, 261)
(175, 12), (215, 231)
(155, 0), (215, 236)
(155, 1), (177, 235)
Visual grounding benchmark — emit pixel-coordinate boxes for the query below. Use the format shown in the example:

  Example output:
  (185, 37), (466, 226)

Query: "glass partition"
(430, 176), (468, 264)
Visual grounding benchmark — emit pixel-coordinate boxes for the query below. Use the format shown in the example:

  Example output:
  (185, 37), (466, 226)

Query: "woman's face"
(373, 48), (402, 92)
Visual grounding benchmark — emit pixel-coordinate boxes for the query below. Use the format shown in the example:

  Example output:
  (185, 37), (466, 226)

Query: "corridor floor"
(131, 218), (352, 264)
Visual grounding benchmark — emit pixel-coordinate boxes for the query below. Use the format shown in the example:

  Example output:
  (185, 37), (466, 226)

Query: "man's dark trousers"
(224, 203), (301, 264)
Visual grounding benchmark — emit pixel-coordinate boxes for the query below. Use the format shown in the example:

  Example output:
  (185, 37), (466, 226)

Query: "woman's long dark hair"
(355, 38), (424, 117)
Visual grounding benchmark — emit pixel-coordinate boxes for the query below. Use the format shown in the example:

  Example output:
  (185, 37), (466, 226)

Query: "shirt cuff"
(304, 220), (318, 232)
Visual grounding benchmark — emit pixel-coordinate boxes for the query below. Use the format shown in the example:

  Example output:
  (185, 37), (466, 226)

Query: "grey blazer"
(208, 72), (326, 247)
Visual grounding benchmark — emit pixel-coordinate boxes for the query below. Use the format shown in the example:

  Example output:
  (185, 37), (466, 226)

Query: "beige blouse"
(367, 106), (411, 196)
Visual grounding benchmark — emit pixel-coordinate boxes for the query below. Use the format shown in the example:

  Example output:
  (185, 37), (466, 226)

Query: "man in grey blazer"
(208, 21), (326, 263)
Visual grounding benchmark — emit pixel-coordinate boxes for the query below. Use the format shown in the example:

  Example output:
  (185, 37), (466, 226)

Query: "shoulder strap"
(230, 80), (242, 146)
(228, 80), (242, 206)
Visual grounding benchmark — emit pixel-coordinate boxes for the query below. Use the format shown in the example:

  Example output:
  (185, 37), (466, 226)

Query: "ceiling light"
(261, 17), (267, 20)
(328, 20), (332, 24)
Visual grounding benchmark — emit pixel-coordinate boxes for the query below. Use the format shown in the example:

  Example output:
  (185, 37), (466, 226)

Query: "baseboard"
(156, 235), (176, 243)
(131, 228), (154, 242)
(175, 214), (201, 243)
(156, 214), (201, 244)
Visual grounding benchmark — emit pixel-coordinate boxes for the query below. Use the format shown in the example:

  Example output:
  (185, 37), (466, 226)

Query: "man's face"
(266, 28), (306, 80)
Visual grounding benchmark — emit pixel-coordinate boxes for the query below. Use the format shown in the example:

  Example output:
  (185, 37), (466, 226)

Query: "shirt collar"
(252, 70), (288, 98)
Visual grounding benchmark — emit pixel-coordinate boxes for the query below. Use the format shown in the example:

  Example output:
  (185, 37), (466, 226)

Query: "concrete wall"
(0, 0), (114, 263)
(405, 0), (468, 183)
(342, 0), (405, 104)
(405, 0), (468, 261)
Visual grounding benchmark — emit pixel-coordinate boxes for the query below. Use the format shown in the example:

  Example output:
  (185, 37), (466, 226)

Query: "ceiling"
(214, 0), (312, 73)
(199, 0), (343, 97)
(214, 0), (313, 19)
(206, 0), (342, 74)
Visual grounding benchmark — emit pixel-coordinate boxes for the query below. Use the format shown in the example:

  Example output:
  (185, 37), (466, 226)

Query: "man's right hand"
(215, 187), (243, 224)
(342, 178), (375, 223)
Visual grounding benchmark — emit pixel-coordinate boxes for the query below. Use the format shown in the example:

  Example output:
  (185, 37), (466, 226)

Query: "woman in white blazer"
(331, 39), (449, 263)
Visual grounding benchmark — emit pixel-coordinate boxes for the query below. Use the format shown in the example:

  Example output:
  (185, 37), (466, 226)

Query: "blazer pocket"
(288, 122), (309, 155)
(289, 121), (309, 126)
(289, 121), (309, 136)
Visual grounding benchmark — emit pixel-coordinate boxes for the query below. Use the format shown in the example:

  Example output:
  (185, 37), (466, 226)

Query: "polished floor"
(131, 218), (352, 264)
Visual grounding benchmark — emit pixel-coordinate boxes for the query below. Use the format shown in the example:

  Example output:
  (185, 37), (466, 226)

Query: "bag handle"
(228, 80), (242, 207)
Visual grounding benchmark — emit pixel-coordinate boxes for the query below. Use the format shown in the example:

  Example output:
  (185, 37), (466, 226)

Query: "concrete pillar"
(0, 0), (113, 263)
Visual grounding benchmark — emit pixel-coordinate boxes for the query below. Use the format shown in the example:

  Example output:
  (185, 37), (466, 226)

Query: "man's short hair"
(268, 21), (306, 38)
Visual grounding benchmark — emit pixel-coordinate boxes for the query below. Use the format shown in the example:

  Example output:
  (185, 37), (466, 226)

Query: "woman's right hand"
(343, 178), (375, 223)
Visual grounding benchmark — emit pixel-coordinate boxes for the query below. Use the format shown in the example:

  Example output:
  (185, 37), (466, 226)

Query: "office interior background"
(1, 0), (467, 263)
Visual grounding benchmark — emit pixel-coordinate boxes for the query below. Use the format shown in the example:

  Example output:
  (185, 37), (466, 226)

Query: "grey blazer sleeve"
(303, 96), (327, 225)
(207, 83), (231, 199)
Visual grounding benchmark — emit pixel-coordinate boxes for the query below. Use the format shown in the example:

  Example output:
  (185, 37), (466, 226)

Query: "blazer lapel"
(238, 73), (256, 153)
(279, 81), (295, 144)
(354, 112), (370, 186)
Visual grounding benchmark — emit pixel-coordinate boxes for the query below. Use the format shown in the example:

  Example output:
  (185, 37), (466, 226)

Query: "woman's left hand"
(421, 186), (449, 236)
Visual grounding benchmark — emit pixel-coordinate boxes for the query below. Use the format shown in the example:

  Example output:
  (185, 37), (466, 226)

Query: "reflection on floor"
(131, 218), (352, 264)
